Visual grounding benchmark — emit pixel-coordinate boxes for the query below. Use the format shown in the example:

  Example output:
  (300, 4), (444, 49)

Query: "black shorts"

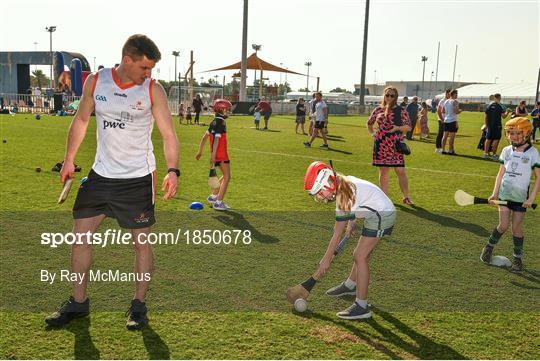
(499, 201), (527, 213)
(486, 124), (502, 140)
(314, 121), (325, 129)
(214, 160), (230, 167)
(444, 122), (458, 133)
(73, 169), (156, 229)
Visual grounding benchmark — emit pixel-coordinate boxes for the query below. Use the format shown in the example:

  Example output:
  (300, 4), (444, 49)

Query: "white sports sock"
(356, 298), (368, 308)
(344, 278), (356, 289)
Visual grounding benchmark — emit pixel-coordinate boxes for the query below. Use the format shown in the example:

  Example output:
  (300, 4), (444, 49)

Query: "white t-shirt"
(254, 111), (261, 120)
(315, 100), (327, 122)
(444, 99), (458, 123)
(336, 176), (395, 220)
(498, 145), (540, 202)
(92, 68), (156, 179)
(437, 98), (447, 121)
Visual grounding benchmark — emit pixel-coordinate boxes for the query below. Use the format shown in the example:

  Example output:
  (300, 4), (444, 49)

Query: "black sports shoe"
(325, 282), (356, 297)
(337, 302), (372, 320)
(303, 142), (311, 148)
(510, 257), (523, 273)
(45, 296), (89, 327)
(126, 299), (148, 330)
(480, 244), (494, 264)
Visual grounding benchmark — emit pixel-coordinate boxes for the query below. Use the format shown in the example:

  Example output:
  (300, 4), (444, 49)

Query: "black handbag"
(392, 106), (411, 155)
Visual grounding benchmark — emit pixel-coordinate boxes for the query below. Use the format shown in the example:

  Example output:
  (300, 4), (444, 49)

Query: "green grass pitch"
(1, 111), (539, 359)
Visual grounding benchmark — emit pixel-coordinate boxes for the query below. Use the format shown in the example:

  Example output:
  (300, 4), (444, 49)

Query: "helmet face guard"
(304, 162), (337, 202)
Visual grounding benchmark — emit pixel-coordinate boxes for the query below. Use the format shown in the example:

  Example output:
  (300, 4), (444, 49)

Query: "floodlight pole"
(451, 44), (458, 88)
(421, 56), (428, 99)
(172, 51), (180, 108)
(434, 41), (440, 93)
(240, 0), (248, 101)
(535, 68), (540, 104)
(46, 26), (57, 90)
(359, 0), (370, 111)
(305, 61), (312, 98)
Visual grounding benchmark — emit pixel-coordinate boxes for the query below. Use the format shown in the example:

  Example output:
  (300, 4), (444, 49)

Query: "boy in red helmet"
(195, 99), (233, 210)
(304, 161), (396, 319)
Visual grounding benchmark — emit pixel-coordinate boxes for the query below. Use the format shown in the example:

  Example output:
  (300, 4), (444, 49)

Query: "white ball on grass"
(294, 298), (308, 313)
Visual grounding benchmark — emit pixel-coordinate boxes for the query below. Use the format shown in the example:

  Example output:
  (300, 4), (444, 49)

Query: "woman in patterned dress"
(367, 86), (414, 205)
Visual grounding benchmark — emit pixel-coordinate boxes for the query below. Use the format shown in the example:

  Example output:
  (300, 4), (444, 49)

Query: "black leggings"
(436, 120), (444, 148)
(194, 111), (201, 123)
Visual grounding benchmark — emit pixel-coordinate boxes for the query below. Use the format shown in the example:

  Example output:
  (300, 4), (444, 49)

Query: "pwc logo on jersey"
(95, 95), (107, 102)
(114, 92), (128, 98)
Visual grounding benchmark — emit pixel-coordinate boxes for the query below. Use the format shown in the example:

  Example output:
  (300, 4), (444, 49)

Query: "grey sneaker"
(337, 302), (372, 320)
(207, 194), (218, 204)
(325, 282), (356, 297)
(491, 154), (499, 161)
(45, 296), (89, 327)
(480, 244), (493, 264)
(510, 257), (523, 273)
(126, 299), (148, 331)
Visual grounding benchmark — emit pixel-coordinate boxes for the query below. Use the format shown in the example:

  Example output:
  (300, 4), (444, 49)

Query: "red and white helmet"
(304, 161), (337, 196)
(213, 99), (232, 115)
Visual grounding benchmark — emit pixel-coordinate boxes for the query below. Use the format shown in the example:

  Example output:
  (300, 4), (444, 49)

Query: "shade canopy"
(205, 52), (304, 75)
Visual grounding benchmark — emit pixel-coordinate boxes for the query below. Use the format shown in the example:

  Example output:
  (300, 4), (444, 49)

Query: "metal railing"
(0, 93), (80, 114)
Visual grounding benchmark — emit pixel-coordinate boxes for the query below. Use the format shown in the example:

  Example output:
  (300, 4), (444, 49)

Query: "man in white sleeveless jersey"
(46, 35), (179, 330)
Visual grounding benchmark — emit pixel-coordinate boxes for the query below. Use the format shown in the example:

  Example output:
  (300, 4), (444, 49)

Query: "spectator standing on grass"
(304, 92), (328, 149)
(441, 89), (461, 155)
(513, 100), (528, 118)
(406, 96), (419, 140)
(192, 93), (204, 125)
(484, 93), (512, 160)
(295, 98), (307, 134)
(419, 101), (430, 138)
(435, 89), (451, 154)
(531, 102), (540, 143)
(367, 86), (414, 205)
(308, 92), (317, 135)
(400, 96), (408, 109)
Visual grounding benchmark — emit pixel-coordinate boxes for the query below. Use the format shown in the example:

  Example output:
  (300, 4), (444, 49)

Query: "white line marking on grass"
(8, 122), (492, 179)
(222, 146), (493, 179)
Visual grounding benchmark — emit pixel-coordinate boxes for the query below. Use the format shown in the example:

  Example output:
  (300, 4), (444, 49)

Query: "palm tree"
(30, 70), (48, 89)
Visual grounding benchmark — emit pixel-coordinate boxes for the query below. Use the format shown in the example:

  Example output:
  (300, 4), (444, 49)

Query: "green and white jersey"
(498, 145), (540, 202)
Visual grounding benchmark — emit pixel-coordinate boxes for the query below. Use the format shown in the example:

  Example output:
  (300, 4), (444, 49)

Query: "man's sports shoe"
(483, 153), (490, 159)
(435, 148), (443, 154)
(491, 154), (499, 161)
(337, 302), (372, 320)
(207, 194), (218, 204)
(510, 257), (523, 273)
(325, 282), (356, 297)
(126, 299), (148, 331)
(480, 244), (493, 264)
(303, 142), (311, 148)
(213, 200), (230, 211)
(45, 296), (89, 327)
(320, 144), (329, 150)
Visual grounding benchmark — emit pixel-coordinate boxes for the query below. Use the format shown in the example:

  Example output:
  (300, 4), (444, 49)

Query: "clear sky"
(2, 0), (538, 92)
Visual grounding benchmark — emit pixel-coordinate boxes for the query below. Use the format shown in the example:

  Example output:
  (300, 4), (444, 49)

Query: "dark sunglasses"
(385, 93), (396, 98)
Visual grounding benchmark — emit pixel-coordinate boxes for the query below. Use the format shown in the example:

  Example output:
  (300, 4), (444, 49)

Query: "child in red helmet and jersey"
(195, 99), (233, 211)
(304, 161), (396, 319)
